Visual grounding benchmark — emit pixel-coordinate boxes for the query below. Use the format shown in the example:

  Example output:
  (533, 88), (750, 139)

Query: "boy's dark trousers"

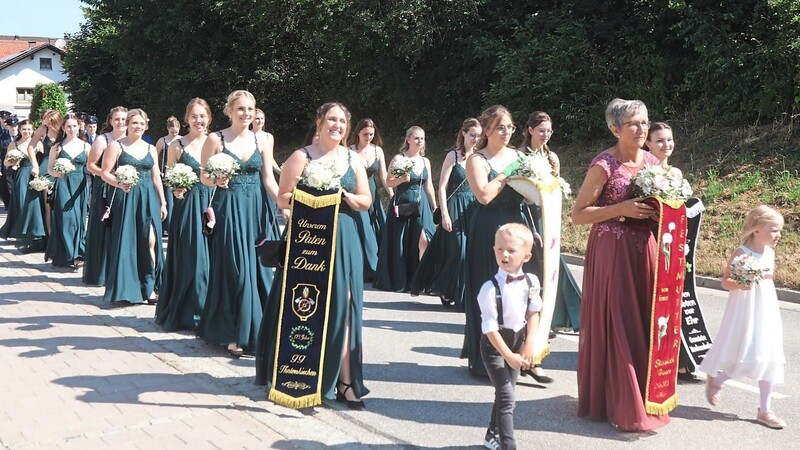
(481, 328), (526, 450)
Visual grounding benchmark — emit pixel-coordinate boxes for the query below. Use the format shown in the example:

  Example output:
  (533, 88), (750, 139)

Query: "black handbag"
(394, 202), (420, 219)
(432, 207), (441, 224)
(257, 237), (287, 267)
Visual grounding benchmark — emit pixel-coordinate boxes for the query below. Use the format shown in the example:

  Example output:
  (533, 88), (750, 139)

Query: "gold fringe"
(653, 195), (686, 209)
(293, 188), (342, 208)
(533, 343), (551, 364)
(268, 389), (322, 409)
(533, 178), (561, 193)
(645, 394), (679, 416)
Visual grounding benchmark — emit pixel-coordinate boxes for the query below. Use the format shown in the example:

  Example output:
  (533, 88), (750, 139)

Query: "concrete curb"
(562, 253), (800, 304)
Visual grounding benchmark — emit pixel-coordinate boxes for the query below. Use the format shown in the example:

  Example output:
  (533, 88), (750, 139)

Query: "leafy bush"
(29, 83), (68, 127)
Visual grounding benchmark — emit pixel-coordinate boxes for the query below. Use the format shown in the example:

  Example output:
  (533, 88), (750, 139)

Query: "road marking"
(554, 333), (788, 399)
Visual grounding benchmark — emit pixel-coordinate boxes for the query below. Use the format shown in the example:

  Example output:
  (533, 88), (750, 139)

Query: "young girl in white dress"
(699, 205), (786, 429)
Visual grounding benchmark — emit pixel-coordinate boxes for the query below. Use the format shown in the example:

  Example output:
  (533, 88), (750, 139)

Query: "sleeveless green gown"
(158, 137), (174, 233)
(256, 162), (370, 400)
(82, 144), (111, 286)
(44, 146), (88, 266)
(13, 149), (47, 249)
(156, 150), (211, 331)
(197, 144), (277, 350)
(364, 146), (385, 278)
(103, 146), (164, 303)
(461, 158), (539, 376)
(373, 167), (435, 292)
(410, 153), (476, 309)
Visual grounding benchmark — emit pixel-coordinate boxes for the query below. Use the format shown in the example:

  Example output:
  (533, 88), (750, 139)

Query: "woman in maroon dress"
(571, 98), (670, 431)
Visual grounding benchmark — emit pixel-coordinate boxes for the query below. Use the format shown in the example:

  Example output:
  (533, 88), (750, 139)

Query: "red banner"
(643, 197), (687, 415)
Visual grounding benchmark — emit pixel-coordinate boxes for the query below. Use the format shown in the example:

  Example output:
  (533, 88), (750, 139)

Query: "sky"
(4, 1), (86, 38)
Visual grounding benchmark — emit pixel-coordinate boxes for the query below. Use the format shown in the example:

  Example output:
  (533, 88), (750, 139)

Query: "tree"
(29, 83), (68, 126)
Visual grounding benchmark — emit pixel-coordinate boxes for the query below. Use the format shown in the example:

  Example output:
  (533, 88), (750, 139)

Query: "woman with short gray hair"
(570, 98), (670, 431)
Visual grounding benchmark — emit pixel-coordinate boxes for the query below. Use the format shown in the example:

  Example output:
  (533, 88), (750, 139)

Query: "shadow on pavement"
(363, 318), (462, 335)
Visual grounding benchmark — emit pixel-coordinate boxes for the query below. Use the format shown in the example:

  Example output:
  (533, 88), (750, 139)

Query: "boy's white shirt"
(478, 268), (543, 334)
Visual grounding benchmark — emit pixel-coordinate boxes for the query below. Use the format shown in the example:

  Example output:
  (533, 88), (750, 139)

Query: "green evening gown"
(409, 152), (476, 310)
(373, 166), (435, 292)
(256, 161), (370, 400)
(158, 137), (174, 233)
(461, 155), (539, 377)
(12, 155), (47, 249)
(156, 149), (211, 331)
(197, 142), (276, 350)
(103, 146), (164, 303)
(83, 135), (112, 286)
(44, 146), (88, 267)
(527, 203), (582, 331)
(364, 145), (385, 278)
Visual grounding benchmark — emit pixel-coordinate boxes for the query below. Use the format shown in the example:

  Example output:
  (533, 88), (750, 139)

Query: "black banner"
(679, 198), (713, 372)
(269, 188), (341, 409)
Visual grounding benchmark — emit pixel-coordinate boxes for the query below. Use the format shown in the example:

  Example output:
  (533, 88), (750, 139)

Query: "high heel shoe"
(336, 380), (366, 411)
(521, 365), (553, 384)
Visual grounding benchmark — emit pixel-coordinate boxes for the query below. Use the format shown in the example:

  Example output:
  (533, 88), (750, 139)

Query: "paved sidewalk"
(0, 236), (385, 450)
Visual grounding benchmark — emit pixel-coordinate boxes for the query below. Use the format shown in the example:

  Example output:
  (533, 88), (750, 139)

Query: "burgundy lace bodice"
(589, 151), (660, 244)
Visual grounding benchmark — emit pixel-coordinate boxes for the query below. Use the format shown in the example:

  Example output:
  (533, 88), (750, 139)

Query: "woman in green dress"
(155, 116), (182, 234)
(197, 90), (279, 357)
(519, 111), (581, 333)
(1, 120), (34, 240)
(101, 109), (167, 304)
(256, 102), (373, 408)
(462, 105), (539, 377)
(21, 111), (61, 252)
(373, 126), (437, 292)
(83, 107), (128, 286)
(156, 99), (212, 331)
(410, 118), (481, 309)
(45, 116), (88, 268)
(349, 118), (392, 279)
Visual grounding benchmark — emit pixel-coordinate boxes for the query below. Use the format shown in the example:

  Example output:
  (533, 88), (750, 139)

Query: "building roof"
(0, 43), (67, 71)
(0, 35), (58, 59)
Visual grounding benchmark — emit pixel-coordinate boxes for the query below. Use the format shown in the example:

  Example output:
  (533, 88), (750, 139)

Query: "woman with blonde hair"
(374, 126), (437, 292)
(197, 90), (280, 357)
(83, 106), (127, 285)
(156, 99), (213, 331)
(27, 109), (63, 246)
(101, 109), (167, 304)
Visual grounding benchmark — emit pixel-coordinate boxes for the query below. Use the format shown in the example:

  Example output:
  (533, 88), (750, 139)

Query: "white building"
(0, 39), (67, 119)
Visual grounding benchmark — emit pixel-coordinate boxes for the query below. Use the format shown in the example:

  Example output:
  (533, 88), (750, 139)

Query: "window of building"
(40, 57), (52, 70)
(17, 88), (35, 103)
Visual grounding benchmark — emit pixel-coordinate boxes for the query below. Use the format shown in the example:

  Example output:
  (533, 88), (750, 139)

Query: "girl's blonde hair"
(400, 125), (425, 156)
(224, 90), (256, 117)
(741, 205), (784, 245)
(126, 108), (149, 127)
(166, 116), (180, 129)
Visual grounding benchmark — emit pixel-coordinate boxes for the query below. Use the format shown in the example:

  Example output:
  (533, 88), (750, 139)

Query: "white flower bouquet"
(53, 158), (76, 175)
(390, 155), (415, 177)
(298, 159), (342, 191)
(5, 149), (27, 169)
(114, 165), (140, 185)
(517, 154), (554, 181)
(204, 153), (240, 181)
(557, 176), (572, 198)
(29, 175), (53, 192)
(633, 164), (693, 202)
(730, 252), (768, 286)
(164, 163), (199, 198)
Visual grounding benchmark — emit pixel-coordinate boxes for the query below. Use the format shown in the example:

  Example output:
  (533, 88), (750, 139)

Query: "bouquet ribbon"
(643, 196), (687, 415)
(269, 187), (341, 409)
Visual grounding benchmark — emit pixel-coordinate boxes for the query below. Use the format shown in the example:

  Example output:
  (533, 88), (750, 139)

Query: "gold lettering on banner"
(297, 219), (326, 230)
(301, 249), (319, 256)
(654, 357), (675, 368)
(295, 230), (327, 246)
(278, 365), (318, 377)
(291, 257), (326, 272)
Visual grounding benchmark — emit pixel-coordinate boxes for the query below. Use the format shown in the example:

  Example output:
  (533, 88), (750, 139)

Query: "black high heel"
(521, 364), (553, 384)
(336, 380), (366, 411)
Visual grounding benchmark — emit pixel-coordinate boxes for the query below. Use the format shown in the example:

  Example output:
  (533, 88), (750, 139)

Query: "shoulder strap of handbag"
(443, 148), (468, 204)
